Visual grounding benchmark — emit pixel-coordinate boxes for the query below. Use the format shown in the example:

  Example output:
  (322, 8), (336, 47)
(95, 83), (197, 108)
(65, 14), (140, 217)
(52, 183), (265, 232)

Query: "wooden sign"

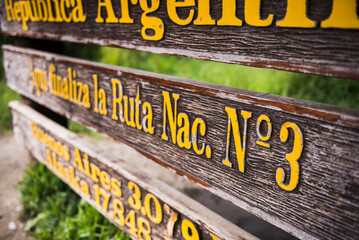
(1, 0), (359, 79)
(10, 100), (255, 240)
(4, 45), (359, 240)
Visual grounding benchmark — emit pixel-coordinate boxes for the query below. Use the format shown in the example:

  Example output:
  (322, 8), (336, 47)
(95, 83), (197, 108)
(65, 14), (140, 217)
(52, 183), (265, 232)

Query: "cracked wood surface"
(4, 45), (359, 239)
(11, 101), (256, 240)
(1, 0), (359, 79)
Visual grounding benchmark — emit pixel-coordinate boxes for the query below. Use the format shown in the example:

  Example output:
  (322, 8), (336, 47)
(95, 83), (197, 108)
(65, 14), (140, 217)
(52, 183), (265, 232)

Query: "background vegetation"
(1, 36), (358, 239)
(95, 46), (359, 109)
(0, 36), (20, 133)
(17, 162), (130, 240)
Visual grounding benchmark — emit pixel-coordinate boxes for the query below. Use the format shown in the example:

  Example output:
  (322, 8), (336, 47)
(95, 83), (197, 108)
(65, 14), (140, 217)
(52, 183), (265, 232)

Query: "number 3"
(128, 181), (142, 210)
(276, 122), (304, 191)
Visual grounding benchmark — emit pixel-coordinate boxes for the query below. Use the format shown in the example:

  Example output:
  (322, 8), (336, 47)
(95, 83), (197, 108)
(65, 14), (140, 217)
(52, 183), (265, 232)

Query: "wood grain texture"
(10, 100), (256, 240)
(4, 45), (359, 240)
(1, 0), (359, 79)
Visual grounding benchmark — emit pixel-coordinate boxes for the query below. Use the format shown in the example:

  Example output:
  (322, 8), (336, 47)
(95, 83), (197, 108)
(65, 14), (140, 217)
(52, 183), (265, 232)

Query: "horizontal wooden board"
(4, 45), (359, 240)
(10, 100), (256, 240)
(1, 0), (359, 79)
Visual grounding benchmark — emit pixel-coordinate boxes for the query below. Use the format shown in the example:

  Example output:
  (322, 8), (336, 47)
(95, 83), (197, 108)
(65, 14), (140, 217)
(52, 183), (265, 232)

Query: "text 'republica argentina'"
(4, 0), (359, 41)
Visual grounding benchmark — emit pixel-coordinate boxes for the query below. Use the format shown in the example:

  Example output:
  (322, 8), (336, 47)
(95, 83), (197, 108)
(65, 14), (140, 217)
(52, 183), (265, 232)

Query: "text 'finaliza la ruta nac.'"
(4, 0), (359, 40)
(30, 54), (304, 193)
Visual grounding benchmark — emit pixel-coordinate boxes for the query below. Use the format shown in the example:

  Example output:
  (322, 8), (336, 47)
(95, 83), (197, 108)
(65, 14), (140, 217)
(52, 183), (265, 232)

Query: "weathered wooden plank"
(10, 100), (256, 240)
(4, 45), (359, 240)
(1, 0), (359, 79)
(14, 38), (68, 127)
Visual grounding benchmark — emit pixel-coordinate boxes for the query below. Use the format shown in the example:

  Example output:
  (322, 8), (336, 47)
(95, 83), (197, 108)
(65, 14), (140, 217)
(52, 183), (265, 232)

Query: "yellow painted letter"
(142, 102), (154, 134)
(194, 0), (215, 25)
(111, 78), (125, 122)
(161, 91), (179, 144)
(276, 122), (303, 191)
(96, 0), (118, 23)
(5, 0), (15, 21)
(191, 118), (206, 155)
(245, 0), (274, 27)
(321, 0), (359, 29)
(140, 0), (164, 40)
(276, 0), (315, 28)
(167, 0), (195, 25)
(177, 113), (191, 149)
(223, 107), (252, 172)
(217, 0), (242, 26)
(119, 0), (138, 23)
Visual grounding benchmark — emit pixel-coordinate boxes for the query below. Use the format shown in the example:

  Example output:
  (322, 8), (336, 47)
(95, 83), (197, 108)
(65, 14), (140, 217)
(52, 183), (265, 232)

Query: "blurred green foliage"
(0, 80), (19, 132)
(0, 35), (20, 133)
(17, 162), (131, 240)
(98, 46), (359, 110)
(68, 120), (104, 139)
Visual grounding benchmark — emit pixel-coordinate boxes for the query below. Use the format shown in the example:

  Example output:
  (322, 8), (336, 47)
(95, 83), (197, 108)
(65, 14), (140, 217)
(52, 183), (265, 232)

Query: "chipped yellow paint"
(192, 118), (207, 156)
(177, 113), (191, 149)
(111, 78), (125, 122)
(162, 91), (179, 143)
(164, 204), (178, 237)
(140, 0), (164, 40)
(111, 79), (154, 133)
(223, 107), (252, 172)
(193, 0), (215, 25)
(276, 122), (303, 191)
(256, 114), (272, 148)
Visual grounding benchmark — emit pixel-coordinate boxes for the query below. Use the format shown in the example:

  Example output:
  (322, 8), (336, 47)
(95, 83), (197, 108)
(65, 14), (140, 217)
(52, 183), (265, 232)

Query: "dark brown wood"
(14, 36), (68, 127)
(13, 37), (65, 54)
(21, 95), (68, 127)
(10, 101), (256, 240)
(1, 0), (359, 79)
(3, 45), (359, 240)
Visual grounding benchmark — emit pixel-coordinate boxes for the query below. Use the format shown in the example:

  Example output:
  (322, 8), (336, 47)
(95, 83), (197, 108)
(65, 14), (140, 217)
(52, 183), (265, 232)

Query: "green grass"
(0, 35), (20, 133)
(17, 162), (131, 240)
(68, 120), (104, 139)
(0, 80), (19, 133)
